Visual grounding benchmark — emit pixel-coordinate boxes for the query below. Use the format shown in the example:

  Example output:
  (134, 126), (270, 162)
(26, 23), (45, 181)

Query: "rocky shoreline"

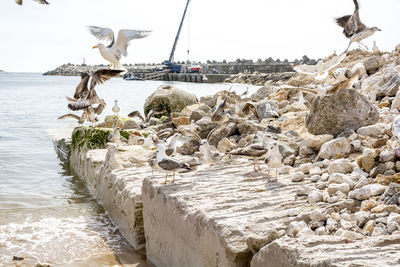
(54, 47), (400, 266)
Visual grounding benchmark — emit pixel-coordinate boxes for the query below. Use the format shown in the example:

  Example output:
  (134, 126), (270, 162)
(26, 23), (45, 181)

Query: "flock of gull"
(24, 0), (384, 183)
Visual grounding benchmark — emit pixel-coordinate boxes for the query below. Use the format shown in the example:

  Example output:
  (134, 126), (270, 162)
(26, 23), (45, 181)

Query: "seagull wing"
(33, 0), (49, 4)
(320, 52), (347, 72)
(93, 103), (106, 115)
(58, 114), (80, 120)
(88, 26), (115, 48)
(74, 73), (90, 99)
(15, 0), (22, 5)
(128, 110), (145, 121)
(293, 64), (318, 75)
(90, 69), (123, 89)
(111, 29), (151, 58)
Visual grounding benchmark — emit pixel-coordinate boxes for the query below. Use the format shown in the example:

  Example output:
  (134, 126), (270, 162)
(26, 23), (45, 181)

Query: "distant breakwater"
(43, 56), (317, 76)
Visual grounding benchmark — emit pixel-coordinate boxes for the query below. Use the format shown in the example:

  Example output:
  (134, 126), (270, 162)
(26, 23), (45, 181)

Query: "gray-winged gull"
(112, 100), (120, 115)
(89, 26), (151, 71)
(156, 143), (192, 184)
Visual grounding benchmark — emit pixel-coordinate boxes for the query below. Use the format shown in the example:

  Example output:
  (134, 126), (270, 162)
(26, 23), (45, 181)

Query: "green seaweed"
(71, 126), (112, 151)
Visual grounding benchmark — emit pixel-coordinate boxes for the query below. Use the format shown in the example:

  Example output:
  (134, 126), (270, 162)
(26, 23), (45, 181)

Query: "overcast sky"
(0, 0), (399, 72)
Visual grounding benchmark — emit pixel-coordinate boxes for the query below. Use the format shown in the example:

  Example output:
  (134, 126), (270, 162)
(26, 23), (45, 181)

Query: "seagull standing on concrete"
(112, 100), (120, 115)
(109, 127), (121, 145)
(335, 0), (381, 51)
(233, 135), (272, 172)
(89, 26), (151, 71)
(266, 142), (282, 179)
(156, 143), (192, 184)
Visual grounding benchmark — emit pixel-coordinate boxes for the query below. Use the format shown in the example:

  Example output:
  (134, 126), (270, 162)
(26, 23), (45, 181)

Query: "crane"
(163, 0), (191, 73)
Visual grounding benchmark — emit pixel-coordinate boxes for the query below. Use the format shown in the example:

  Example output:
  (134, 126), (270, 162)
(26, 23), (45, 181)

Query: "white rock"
(326, 218), (338, 232)
(391, 90), (400, 110)
(310, 210), (326, 222)
(310, 175), (321, 182)
(352, 167), (369, 177)
(334, 67), (351, 82)
(351, 63), (367, 77)
(351, 140), (361, 149)
(317, 138), (351, 160)
(314, 226), (328, 235)
(328, 159), (354, 174)
(301, 134), (334, 150)
(297, 227), (315, 237)
(372, 226), (386, 236)
(291, 172), (305, 182)
(307, 190), (323, 204)
(340, 230), (364, 240)
(287, 221), (308, 237)
(327, 183), (350, 195)
(357, 124), (384, 137)
(298, 163), (313, 174)
(354, 177), (369, 189)
(328, 173), (355, 189)
(340, 219), (355, 230)
(322, 191), (330, 202)
(348, 184), (387, 200)
(309, 166), (322, 175)
(380, 150), (396, 163)
(355, 211), (370, 227)
(387, 212), (400, 234)
(327, 196), (339, 203)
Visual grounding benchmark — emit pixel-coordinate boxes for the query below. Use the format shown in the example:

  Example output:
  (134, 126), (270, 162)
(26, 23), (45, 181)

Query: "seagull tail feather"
(180, 162), (192, 171)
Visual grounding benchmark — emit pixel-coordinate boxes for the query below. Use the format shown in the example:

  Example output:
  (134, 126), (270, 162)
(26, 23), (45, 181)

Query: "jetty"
(54, 48), (400, 266)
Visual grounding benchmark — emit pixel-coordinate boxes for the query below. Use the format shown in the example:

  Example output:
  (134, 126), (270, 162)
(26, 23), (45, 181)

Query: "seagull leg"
(359, 42), (369, 51)
(172, 172), (175, 183)
(164, 173), (168, 184)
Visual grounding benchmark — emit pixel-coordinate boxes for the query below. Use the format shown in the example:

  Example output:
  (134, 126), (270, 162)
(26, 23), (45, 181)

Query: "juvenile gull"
(112, 100), (120, 115)
(335, 0), (381, 51)
(89, 26), (151, 71)
(67, 70), (122, 111)
(156, 143), (192, 184)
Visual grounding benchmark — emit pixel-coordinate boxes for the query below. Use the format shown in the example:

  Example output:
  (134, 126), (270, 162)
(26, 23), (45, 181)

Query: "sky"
(0, 0), (399, 72)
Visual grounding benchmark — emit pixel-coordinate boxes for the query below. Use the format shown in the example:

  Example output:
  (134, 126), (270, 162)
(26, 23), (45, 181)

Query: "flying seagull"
(128, 108), (167, 123)
(15, 0), (49, 5)
(335, 0), (381, 51)
(156, 143), (192, 184)
(89, 26), (151, 71)
(67, 69), (122, 111)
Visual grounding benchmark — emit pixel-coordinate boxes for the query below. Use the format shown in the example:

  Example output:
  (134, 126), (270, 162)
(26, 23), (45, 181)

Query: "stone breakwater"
(55, 46), (400, 266)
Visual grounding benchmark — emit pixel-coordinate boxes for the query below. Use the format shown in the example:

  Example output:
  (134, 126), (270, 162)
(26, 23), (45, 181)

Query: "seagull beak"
(151, 147), (157, 150)
(92, 45), (98, 49)
(378, 28), (382, 31)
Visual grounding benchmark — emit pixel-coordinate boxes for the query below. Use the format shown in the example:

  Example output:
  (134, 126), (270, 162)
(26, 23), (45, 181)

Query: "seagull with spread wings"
(66, 69), (123, 112)
(15, 0), (49, 5)
(335, 0), (381, 51)
(88, 26), (151, 71)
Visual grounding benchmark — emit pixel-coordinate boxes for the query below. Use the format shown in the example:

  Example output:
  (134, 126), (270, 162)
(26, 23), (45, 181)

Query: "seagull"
(335, 0), (381, 51)
(165, 133), (180, 156)
(143, 134), (159, 150)
(128, 108), (167, 123)
(293, 52), (347, 80)
(156, 143), (192, 184)
(15, 0), (49, 5)
(57, 106), (96, 125)
(57, 114), (85, 124)
(89, 26), (151, 71)
(67, 70), (122, 111)
(109, 127), (121, 145)
(372, 41), (380, 53)
(232, 134), (272, 172)
(112, 100), (120, 115)
(211, 98), (227, 122)
(266, 142), (282, 179)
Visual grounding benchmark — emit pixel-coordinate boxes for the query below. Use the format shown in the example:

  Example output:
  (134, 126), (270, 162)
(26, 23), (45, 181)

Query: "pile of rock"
(225, 71), (295, 86)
